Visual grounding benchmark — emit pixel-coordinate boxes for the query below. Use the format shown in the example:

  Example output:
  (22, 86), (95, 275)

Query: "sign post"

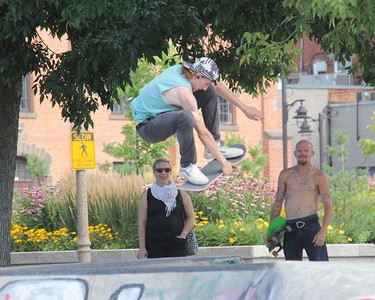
(71, 131), (95, 262)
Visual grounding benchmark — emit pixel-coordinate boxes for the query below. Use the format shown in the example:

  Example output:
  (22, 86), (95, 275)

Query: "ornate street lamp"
(298, 114), (324, 169)
(282, 96), (311, 169)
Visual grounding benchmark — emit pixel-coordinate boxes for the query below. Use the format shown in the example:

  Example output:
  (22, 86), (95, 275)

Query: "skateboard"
(265, 216), (292, 257)
(177, 144), (246, 192)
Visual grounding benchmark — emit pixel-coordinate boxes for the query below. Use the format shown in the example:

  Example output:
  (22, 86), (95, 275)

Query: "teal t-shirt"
(130, 65), (192, 123)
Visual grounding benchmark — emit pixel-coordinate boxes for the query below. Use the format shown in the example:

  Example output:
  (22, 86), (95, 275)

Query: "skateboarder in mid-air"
(130, 57), (263, 185)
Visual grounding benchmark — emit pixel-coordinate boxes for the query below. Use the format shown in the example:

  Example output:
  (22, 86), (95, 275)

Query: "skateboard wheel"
(285, 225), (292, 232)
(271, 236), (278, 243)
(272, 251), (278, 257)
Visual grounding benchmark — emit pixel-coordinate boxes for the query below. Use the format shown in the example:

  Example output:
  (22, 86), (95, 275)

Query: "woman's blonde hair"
(152, 158), (171, 170)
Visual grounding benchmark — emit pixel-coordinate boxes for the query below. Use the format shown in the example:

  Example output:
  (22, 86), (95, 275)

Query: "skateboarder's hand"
(221, 161), (234, 175)
(242, 106), (263, 121)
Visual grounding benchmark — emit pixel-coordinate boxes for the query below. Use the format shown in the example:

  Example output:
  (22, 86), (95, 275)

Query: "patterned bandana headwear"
(150, 181), (178, 217)
(183, 57), (220, 83)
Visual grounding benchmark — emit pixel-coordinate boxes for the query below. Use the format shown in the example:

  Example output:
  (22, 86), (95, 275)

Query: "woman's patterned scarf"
(151, 181), (178, 217)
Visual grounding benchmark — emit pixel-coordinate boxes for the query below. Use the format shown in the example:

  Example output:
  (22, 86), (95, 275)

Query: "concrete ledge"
(1, 260), (375, 299)
(10, 244), (375, 265)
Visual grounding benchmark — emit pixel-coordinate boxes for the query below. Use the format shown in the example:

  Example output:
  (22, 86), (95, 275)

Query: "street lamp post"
(281, 77), (288, 169)
(298, 113), (324, 170)
(282, 96), (311, 169)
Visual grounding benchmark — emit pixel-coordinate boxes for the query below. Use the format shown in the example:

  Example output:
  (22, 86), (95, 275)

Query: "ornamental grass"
(11, 170), (375, 252)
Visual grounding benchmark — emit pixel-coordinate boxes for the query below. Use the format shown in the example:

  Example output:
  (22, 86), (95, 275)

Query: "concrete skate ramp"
(0, 257), (374, 299)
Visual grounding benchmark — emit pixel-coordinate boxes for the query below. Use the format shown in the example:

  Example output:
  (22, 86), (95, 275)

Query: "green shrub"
(11, 168), (374, 252)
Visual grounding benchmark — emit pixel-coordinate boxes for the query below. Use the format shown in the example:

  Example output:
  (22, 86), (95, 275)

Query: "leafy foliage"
(323, 134), (375, 244)
(26, 155), (48, 185)
(241, 143), (269, 178)
(359, 112), (375, 156)
(236, 33), (301, 93)
(13, 168), (374, 251)
(327, 130), (349, 171)
(4, 0), (375, 130)
(222, 133), (269, 178)
(103, 124), (175, 175)
(1, 0), (206, 129)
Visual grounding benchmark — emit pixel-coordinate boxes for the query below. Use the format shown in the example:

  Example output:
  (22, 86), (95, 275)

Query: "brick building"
(15, 32), (375, 190)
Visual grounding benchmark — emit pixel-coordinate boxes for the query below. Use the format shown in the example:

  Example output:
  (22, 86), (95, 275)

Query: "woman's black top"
(146, 189), (184, 239)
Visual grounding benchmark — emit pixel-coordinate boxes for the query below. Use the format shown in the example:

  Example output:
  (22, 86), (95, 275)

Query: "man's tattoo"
(272, 201), (282, 211)
(276, 186), (285, 199)
(270, 185), (286, 221)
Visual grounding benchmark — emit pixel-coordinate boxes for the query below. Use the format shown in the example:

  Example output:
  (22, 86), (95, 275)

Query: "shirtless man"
(269, 139), (332, 261)
(130, 57), (263, 185)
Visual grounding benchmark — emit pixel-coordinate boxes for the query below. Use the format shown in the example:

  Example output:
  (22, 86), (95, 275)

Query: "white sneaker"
(204, 141), (244, 159)
(180, 164), (209, 185)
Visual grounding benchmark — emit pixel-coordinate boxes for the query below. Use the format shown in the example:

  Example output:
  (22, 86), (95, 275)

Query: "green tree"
(234, 0), (375, 86)
(327, 130), (349, 171)
(103, 124), (175, 175)
(1, 0), (205, 267)
(2, 0), (375, 267)
(323, 135), (371, 236)
(241, 143), (269, 179)
(359, 112), (375, 156)
(26, 155), (48, 186)
(222, 132), (268, 178)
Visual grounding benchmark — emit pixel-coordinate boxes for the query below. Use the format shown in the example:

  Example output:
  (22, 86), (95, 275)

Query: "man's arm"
(215, 82), (263, 121)
(270, 171), (287, 222)
(312, 170), (333, 247)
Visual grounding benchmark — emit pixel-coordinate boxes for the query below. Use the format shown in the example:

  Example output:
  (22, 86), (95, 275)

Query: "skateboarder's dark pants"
(284, 214), (329, 261)
(136, 85), (220, 168)
(194, 85), (221, 141)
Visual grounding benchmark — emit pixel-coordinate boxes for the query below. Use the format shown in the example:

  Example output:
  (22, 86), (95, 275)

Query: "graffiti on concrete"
(0, 278), (88, 300)
(0, 261), (374, 299)
(0, 279), (145, 300)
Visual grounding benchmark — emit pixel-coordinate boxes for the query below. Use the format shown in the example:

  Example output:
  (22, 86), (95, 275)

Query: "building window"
(20, 76), (30, 111)
(112, 97), (129, 115)
(335, 60), (352, 73)
(218, 96), (233, 125)
(313, 60), (327, 75)
(112, 103), (123, 114)
(15, 157), (32, 181)
(111, 96), (129, 120)
(357, 92), (375, 102)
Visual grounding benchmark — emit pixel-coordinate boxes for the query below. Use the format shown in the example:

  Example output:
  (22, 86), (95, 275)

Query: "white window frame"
(218, 96), (233, 125)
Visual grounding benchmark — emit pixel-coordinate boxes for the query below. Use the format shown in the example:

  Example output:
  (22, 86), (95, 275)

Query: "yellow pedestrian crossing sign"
(71, 131), (95, 169)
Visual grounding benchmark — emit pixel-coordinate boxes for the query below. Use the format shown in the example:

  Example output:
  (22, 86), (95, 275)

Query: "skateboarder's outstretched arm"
(215, 82), (263, 121)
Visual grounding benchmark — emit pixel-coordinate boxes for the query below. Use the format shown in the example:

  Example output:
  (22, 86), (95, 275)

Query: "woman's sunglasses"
(154, 168), (172, 173)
